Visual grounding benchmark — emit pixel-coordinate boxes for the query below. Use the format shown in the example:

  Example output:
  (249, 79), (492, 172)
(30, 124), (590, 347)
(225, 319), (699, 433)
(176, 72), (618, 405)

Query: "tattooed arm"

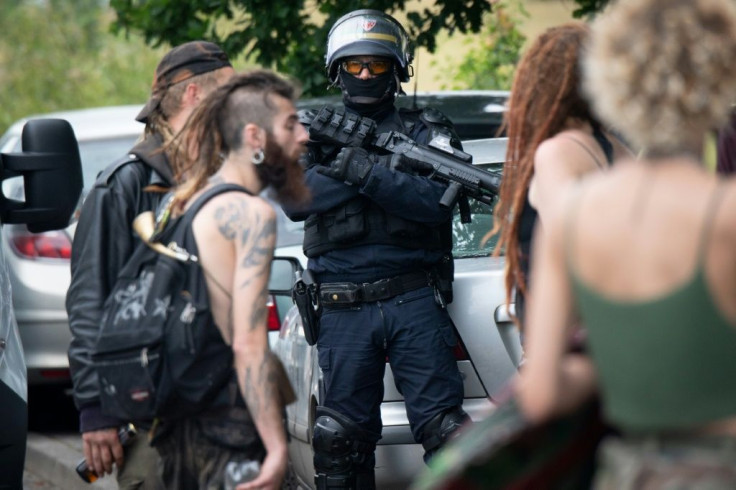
(195, 192), (288, 490)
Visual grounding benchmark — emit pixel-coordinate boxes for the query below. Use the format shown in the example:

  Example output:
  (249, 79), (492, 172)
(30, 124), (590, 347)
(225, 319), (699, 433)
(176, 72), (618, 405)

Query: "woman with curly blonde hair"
(492, 22), (631, 332)
(517, 0), (736, 486)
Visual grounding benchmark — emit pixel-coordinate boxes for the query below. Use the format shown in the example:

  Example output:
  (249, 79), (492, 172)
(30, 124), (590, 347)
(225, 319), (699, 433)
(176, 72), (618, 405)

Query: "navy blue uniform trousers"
(317, 285), (464, 445)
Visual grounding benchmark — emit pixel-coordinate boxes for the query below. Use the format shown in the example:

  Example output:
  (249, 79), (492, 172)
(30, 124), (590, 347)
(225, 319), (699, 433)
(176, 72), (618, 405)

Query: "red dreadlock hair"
(491, 22), (595, 315)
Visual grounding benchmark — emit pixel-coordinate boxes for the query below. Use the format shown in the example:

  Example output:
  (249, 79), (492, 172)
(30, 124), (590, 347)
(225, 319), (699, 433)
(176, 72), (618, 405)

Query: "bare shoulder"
(193, 191), (276, 244)
(534, 133), (575, 161)
(535, 130), (604, 173)
(541, 129), (594, 151)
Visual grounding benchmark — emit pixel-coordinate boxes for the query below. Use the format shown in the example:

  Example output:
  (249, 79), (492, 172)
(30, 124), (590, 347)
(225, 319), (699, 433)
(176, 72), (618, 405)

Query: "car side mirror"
(269, 256), (303, 295)
(0, 118), (83, 232)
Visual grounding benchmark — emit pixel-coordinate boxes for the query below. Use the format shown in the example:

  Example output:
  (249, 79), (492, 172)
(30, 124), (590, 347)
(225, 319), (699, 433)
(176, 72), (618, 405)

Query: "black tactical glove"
(316, 147), (375, 186)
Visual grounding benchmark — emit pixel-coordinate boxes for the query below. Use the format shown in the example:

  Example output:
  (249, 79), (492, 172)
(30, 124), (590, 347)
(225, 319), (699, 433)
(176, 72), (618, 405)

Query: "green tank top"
(568, 185), (736, 432)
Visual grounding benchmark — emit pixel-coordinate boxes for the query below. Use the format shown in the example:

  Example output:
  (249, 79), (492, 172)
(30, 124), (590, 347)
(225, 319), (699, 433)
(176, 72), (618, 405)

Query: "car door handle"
(494, 302), (516, 323)
(493, 303), (523, 368)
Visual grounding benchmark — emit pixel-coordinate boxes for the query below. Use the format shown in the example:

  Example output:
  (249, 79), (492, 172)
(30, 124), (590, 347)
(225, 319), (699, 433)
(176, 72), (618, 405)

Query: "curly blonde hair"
(584, 0), (736, 155)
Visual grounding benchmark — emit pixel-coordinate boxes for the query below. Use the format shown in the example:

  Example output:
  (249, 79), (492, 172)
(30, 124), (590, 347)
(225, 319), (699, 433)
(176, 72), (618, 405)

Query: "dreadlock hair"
(491, 22), (594, 314)
(168, 69), (298, 213)
(144, 70), (226, 145)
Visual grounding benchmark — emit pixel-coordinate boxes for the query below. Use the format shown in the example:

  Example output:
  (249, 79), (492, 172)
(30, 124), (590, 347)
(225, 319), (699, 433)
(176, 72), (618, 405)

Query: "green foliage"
(109, 0), (495, 97)
(441, 0), (527, 91)
(0, 0), (167, 133)
(571, 0), (610, 19)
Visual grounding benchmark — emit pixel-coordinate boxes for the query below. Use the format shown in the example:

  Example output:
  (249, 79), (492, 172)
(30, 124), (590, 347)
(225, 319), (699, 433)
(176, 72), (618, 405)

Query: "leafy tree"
(441, 0), (527, 91)
(110, 0), (496, 97)
(570, 0), (610, 18)
(0, 0), (167, 133)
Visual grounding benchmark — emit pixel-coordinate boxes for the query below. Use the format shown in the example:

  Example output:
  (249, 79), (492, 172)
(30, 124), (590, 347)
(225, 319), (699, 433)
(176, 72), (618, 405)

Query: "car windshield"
(451, 162), (502, 258)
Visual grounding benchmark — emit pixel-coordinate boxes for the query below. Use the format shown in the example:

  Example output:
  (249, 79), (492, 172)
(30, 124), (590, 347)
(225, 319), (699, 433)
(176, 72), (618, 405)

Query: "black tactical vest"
(302, 107), (459, 258)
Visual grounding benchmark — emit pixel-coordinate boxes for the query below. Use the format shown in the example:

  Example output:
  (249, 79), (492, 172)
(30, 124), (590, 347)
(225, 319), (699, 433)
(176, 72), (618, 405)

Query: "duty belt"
(319, 271), (430, 305)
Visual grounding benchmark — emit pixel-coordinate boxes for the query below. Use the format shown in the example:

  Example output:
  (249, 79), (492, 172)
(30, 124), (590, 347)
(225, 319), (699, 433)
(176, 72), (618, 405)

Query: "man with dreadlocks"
(151, 69), (309, 489)
(491, 23), (632, 334)
(66, 41), (234, 487)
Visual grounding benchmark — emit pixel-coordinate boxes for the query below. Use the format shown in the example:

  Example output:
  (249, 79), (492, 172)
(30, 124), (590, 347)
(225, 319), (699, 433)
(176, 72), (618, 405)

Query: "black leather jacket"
(66, 134), (175, 432)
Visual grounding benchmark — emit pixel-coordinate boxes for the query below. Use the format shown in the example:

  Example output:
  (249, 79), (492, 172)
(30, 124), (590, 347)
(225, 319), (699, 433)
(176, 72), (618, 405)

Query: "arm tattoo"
(212, 199), (276, 331)
(212, 201), (276, 278)
(214, 201), (247, 241)
(242, 365), (258, 420)
(239, 214), (276, 288)
(241, 350), (283, 422)
(249, 287), (268, 332)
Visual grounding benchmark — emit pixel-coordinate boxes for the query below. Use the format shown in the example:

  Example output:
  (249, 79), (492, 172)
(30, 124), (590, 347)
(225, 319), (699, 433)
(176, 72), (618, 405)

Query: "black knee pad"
(421, 405), (470, 454)
(312, 407), (377, 489)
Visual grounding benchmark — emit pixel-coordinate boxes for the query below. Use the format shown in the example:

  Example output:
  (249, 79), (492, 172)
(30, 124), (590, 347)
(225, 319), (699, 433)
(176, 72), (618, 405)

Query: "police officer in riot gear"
(283, 9), (469, 489)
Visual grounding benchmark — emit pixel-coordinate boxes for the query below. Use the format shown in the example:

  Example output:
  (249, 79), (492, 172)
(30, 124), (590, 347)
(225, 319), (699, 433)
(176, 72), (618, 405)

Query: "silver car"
(270, 138), (522, 489)
(0, 105), (144, 385)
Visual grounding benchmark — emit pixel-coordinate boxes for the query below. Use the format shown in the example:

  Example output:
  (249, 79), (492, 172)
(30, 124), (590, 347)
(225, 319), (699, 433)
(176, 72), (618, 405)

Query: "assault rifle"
(301, 107), (502, 222)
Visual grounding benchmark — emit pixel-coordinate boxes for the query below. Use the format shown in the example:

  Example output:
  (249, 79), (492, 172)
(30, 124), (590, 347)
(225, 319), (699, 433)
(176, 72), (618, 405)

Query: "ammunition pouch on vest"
(303, 196), (450, 257)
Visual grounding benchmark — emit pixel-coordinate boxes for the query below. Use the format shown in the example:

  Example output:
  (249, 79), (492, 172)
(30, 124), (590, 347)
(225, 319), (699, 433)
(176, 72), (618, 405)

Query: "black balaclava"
(339, 68), (398, 119)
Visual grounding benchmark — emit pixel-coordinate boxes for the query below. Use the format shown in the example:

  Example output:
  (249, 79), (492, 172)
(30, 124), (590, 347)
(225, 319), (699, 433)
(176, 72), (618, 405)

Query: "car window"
(451, 163), (502, 258)
(77, 136), (141, 189)
(8, 135), (140, 191)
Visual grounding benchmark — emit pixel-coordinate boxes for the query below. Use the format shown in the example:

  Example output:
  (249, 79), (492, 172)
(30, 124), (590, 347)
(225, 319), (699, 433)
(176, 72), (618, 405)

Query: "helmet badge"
(362, 19), (377, 31)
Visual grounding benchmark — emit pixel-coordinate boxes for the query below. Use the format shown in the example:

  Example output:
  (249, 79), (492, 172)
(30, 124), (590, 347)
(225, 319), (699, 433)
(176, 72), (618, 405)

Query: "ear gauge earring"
(252, 148), (265, 165)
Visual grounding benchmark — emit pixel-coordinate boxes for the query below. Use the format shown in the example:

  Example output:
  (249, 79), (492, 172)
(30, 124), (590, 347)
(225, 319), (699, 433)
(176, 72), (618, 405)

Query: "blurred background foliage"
(441, 0), (528, 91)
(0, 0), (606, 134)
(0, 0), (165, 132)
(109, 0), (495, 97)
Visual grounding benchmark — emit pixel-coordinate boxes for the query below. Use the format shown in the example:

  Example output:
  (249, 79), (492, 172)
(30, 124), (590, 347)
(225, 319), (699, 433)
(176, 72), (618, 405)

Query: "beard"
(255, 134), (311, 207)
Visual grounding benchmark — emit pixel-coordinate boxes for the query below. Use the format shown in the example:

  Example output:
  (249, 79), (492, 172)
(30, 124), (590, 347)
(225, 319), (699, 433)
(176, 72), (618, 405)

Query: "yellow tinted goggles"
(341, 60), (392, 76)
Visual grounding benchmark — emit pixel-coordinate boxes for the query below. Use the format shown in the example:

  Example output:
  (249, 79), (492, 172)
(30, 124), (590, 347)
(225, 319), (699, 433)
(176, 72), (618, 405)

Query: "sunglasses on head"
(341, 59), (392, 76)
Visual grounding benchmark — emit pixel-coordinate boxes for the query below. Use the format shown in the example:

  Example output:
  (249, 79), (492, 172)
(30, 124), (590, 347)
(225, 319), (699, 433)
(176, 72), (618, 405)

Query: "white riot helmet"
(326, 9), (413, 83)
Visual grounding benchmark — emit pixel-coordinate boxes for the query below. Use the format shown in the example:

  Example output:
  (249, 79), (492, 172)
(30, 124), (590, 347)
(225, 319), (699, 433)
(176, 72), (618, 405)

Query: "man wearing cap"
(283, 9), (469, 489)
(66, 41), (234, 488)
